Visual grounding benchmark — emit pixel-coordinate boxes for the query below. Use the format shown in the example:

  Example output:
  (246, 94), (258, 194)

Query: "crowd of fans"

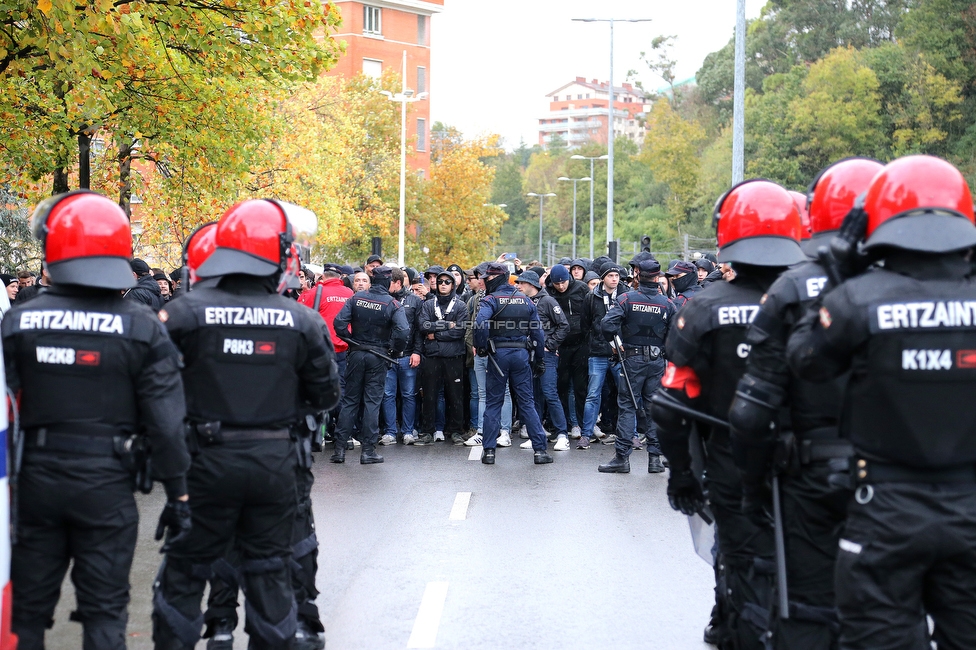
(0, 251), (729, 452)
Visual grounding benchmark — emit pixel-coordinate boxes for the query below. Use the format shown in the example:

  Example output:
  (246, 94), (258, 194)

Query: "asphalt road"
(49, 441), (715, 649)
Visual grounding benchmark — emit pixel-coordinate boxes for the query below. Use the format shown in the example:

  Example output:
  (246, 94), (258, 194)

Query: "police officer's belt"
(189, 421), (292, 446)
(622, 345), (662, 360)
(852, 457), (976, 484)
(797, 427), (853, 464)
(25, 424), (127, 456)
(493, 340), (530, 349)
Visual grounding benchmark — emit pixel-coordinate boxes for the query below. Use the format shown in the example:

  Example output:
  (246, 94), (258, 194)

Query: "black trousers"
(835, 482), (976, 650)
(773, 464), (849, 650)
(204, 451), (322, 634)
(152, 441), (297, 650)
(12, 453), (138, 650)
(705, 430), (775, 650)
(556, 343), (587, 427)
(335, 350), (387, 450)
(419, 355), (465, 436)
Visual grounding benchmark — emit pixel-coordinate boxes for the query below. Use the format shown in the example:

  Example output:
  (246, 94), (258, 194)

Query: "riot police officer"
(152, 199), (340, 650)
(331, 265), (410, 464)
(728, 158), (882, 649)
(599, 259), (674, 473)
(652, 180), (805, 649)
(1, 191), (191, 650)
(473, 263), (552, 465)
(787, 155), (976, 650)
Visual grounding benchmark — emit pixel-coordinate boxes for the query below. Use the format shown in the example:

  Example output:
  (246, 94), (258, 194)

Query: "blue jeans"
(469, 367), (479, 430)
(483, 349), (546, 451)
(475, 355), (511, 434)
(382, 356), (417, 437)
(534, 350), (567, 437)
(582, 356), (618, 439)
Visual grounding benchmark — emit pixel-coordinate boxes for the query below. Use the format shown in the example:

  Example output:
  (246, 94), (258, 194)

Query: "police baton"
(613, 335), (645, 419)
(650, 389), (788, 616)
(7, 387), (23, 544)
(346, 340), (397, 364)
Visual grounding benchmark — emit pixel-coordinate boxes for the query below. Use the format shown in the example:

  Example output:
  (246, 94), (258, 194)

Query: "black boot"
(361, 447), (384, 464)
(598, 454), (630, 473)
(293, 618), (326, 650)
(534, 450), (553, 464)
(206, 618), (235, 649)
(330, 442), (345, 463)
(648, 455), (666, 473)
(481, 448), (495, 465)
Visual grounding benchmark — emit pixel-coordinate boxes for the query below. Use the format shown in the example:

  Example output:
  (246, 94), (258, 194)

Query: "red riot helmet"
(30, 190), (135, 290)
(788, 191), (812, 240)
(196, 199), (317, 291)
(807, 157), (884, 235)
(713, 179), (805, 267)
(862, 155), (976, 253)
(182, 222), (217, 287)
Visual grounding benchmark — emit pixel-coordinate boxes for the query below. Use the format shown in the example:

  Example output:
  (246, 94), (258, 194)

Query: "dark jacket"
(14, 282), (47, 304)
(546, 278), (590, 347)
(334, 285), (410, 354)
(530, 288), (570, 352)
(124, 274), (165, 311)
(418, 292), (468, 357)
(398, 289), (425, 357)
(587, 283), (626, 357)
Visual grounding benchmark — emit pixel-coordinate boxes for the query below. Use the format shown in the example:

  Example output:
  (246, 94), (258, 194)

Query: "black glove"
(741, 480), (773, 528)
(532, 357), (545, 378)
(155, 500), (192, 553)
(666, 468), (705, 516)
(476, 348), (488, 358)
(829, 206), (872, 281)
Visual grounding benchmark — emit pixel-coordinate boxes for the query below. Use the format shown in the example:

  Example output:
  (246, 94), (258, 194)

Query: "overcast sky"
(429, 0), (766, 149)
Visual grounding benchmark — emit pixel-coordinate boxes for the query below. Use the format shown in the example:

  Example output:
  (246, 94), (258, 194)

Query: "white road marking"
(467, 446), (482, 461)
(449, 492), (471, 520)
(406, 581), (449, 648)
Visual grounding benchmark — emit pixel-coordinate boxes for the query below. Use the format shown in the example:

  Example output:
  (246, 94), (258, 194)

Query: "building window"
(418, 15), (427, 45)
(362, 58), (382, 79)
(565, 95), (571, 101)
(364, 6), (381, 35)
(586, 94), (590, 98)
(417, 66), (426, 94)
(578, 94), (583, 99)
(417, 118), (427, 151)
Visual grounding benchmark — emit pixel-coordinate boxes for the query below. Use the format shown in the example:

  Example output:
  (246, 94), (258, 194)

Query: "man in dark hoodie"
(516, 272), (569, 450)
(124, 258), (164, 311)
(417, 270), (468, 445)
(579, 263), (625, 449)
(382, 267), (424, 446)
(547, 264), (589, 441)
(666, 260), (704, 309)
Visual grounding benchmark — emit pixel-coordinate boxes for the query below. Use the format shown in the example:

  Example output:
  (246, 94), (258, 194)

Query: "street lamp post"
(380, 50), (428, 268)
(527, 192), (556, 263)
(571, 154), (609, 258)
(557, 176), (592, 258)
(572, 18), (651, 260)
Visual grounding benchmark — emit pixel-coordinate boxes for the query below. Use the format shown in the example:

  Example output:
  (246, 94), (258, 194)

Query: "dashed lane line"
(467, 446), (482, 461)
(406, 581), (450, 648)
(449, 492), (471, 520)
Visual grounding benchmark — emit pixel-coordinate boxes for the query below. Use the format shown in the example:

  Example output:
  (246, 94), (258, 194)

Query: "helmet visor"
(864, 209), (976, 253)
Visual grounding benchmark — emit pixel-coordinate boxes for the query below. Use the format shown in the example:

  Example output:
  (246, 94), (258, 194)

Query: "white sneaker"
(403, 434), (417, 445)
(379, 434), (395, 446)
(519, 425), (529, 439)
(434, 431), (445, 442)
(351, 438), (361, 447)
(464, 434), (483, 447)
(592, 424), (605, 439)
(570, 426), (581, 439)
(520, 439), (533, 449)
(497, 431), (512, 447)
(553, 435), (571, 451)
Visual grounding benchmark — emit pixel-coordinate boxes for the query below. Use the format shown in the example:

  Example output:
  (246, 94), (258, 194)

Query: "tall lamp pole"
(558, 176), (592, 258)
(732, 0), (746, 184)
(571, 154), (608, 257)
(527, 192), (556, 263)
(380, 50), (428, 267)
(572, 18), (651, 258)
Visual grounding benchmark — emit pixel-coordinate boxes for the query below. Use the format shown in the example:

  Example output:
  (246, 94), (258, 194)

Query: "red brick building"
(329, 1), (444, 174)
